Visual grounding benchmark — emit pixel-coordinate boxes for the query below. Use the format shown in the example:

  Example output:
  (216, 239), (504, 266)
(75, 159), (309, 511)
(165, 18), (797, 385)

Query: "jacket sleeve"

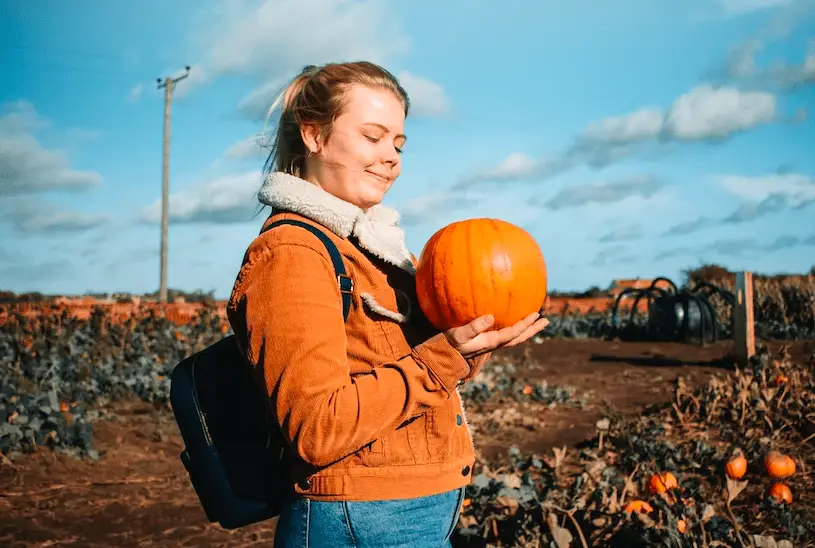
(228, 241), (471, 469)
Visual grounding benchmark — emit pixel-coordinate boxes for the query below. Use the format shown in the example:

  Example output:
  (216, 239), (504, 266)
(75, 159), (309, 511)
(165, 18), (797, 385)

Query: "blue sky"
(1, 0), (813, 298)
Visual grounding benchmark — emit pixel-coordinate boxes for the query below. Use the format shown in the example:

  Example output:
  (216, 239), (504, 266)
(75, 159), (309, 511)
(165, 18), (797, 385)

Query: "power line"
(156, 66), (190, 304)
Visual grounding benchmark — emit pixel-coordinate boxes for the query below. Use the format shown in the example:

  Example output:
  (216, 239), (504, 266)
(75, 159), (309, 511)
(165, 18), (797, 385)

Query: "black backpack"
(169, 219), (353, 530)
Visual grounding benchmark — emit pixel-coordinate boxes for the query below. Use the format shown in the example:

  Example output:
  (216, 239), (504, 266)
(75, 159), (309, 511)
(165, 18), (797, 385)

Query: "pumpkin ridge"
(425, 231), (445, 329)
(465, 221), (478, 325)
(437, 229), (454, 328)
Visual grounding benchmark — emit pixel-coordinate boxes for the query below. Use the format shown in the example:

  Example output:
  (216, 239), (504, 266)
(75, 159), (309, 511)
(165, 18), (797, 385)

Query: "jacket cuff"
(463, 352), (491, 382)
(411, 333), (470, 393)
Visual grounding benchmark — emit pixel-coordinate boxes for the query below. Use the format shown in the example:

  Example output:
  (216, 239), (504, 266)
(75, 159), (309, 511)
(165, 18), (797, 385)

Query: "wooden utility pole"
(733, 271), (756, 367)
(156, 66), (190, 303)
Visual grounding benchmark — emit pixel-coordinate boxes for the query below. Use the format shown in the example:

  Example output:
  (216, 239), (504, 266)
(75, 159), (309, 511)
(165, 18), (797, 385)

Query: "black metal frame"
(610, 277), (736, 345)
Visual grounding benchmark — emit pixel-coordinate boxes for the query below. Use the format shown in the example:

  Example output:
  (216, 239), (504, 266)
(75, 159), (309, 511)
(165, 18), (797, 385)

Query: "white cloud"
(454, 152), (562, 188)
(17, 209), (109, 233)
(458, 85), (778, 188)
(581, 85), (776, 144)
(140, 171), (264, 224)
(128, 84), (143, 103)
(474, 152), (543, 179)
(185, 0), (409, 99)
(222, 135), (268, 162)
(0, 100), (49, 134)
(395, 71), (450, 117)
(664, 217), (717, 237)
(0, 197), (109, 233)
(0, 101), (103, 196)
(664, 85), (776, 140)
(590, 244), (631, 267)
(579, 107), (664, 144)
(169, 66), (209, 100)
(237, 79), (288, 121)
(716, 173), (815, 205)
(397, 189), (482, 226)
(491, 153), (542, 178)
(536, 174), (666, 210)
(721, 3), (815, 89)
(599, 224), (643, 243)
(662, 172), (814, 235)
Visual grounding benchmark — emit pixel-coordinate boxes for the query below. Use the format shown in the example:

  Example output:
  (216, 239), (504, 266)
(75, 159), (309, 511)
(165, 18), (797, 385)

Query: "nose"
(381, 145), (400, 166)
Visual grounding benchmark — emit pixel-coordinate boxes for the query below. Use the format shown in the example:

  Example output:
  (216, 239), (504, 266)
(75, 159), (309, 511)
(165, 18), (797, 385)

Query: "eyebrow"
(363, 122), (406, 141)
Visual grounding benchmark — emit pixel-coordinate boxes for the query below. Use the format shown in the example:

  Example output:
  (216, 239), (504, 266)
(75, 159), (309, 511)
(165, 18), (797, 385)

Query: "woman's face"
(302, 85), (406, 210)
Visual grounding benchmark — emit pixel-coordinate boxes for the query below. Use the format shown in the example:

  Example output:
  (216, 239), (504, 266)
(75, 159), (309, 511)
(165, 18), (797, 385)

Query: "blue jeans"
(273, 487), (466, 548)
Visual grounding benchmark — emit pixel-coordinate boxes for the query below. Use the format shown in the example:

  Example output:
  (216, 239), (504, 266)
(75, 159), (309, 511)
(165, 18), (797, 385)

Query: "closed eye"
(366, 135), (403, 155)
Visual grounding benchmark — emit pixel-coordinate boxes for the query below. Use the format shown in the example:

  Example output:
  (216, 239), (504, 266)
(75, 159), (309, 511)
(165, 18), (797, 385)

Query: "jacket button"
(297, 478), (312, 490)
(461, 465), (470, 476)
(456, 414), (463, 426)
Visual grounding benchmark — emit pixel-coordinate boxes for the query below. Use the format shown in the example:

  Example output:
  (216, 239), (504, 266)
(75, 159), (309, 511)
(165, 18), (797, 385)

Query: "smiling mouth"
(366, 171), (390, 183)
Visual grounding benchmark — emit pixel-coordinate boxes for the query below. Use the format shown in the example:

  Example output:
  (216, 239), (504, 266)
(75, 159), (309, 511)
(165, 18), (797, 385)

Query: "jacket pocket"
(357, 437), (386, 467)
(424, 400), (457, 463)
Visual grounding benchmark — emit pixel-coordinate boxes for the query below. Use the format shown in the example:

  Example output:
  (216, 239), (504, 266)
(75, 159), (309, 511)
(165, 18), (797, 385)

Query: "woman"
(227, 61), (548, 548)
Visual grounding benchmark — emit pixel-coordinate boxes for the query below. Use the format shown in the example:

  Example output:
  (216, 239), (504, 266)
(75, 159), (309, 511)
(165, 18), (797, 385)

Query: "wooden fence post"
(733, 271), (755, 367)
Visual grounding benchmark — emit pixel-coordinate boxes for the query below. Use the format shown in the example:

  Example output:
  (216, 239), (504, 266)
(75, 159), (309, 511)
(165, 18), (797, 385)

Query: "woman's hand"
(443, 312), (549, 359)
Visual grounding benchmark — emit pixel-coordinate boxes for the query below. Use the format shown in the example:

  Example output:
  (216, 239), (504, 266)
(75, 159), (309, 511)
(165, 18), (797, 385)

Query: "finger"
(465, 313), (537, 352)
(490, 312), (539, 343)
(455, 312), (541, 355)
(503, 317), (550, 347)
(449, 314), (494, 344)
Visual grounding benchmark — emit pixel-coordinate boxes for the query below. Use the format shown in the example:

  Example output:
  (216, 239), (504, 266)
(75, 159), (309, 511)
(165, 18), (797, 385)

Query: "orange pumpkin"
(764, 451), (796, 479)
(415, 218), (547, 331)
(725, 450), (747, 480)
(648, 472), (679, 494)
(624, 500), (653, 514)
(775, 375), (789, 385)
(768, 482), (793, 504)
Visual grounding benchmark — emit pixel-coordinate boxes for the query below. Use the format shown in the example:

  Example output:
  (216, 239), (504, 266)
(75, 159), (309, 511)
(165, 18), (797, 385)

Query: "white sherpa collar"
(258, 172), (415, 275)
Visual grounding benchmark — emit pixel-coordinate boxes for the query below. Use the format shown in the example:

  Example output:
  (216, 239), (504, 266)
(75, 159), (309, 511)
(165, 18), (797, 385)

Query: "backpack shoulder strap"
(260, 218), (353, 322)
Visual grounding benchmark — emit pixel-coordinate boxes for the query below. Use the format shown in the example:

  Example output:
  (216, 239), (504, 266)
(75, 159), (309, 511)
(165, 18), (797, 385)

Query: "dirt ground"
(1, 338), (812, 547)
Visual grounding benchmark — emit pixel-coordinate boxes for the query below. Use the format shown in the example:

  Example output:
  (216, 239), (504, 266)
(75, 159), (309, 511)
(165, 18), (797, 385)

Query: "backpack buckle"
(338, 274), (354, 295)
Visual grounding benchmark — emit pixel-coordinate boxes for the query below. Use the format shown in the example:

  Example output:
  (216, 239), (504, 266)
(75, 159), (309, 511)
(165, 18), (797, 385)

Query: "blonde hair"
(261, 61), (410, 180)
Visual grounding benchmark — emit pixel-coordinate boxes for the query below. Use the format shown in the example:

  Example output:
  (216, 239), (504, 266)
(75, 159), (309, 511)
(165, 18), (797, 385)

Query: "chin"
(357, 195), (385, 210)
(356, 186), (388, 209)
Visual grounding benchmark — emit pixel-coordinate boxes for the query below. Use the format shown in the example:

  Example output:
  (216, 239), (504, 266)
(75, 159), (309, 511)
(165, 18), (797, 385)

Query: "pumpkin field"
(1, 268), (814, 547)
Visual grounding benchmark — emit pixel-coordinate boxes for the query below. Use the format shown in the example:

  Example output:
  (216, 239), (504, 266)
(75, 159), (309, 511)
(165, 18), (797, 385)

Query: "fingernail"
(484, 315), (494, 325)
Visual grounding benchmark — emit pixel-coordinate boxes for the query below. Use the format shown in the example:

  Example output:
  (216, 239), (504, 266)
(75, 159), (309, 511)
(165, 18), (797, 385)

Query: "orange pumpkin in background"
(768, 482), (793, 504)
(764, 451), (796, 479)
(415, 218), (548, 331)
(648, 471), (679, 494)
(725, 449), (748, 479)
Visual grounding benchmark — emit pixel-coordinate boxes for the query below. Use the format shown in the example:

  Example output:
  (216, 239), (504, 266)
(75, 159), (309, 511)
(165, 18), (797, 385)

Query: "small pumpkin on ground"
(415, 218), (548, 331)
(764, 451), (796, 479)
(624, 500), (654, 514)
(725, 448), (747, 480)
(768, 482), (793, 504)
(648, 471), (679, 495)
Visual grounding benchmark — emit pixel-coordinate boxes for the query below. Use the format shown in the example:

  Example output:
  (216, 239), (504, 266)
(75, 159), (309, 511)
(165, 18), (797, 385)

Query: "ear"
(300, 124), (322, 154)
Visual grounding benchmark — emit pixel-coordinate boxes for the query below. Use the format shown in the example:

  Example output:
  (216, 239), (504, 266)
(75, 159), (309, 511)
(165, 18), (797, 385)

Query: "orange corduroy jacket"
(226, 172), (490, 502)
